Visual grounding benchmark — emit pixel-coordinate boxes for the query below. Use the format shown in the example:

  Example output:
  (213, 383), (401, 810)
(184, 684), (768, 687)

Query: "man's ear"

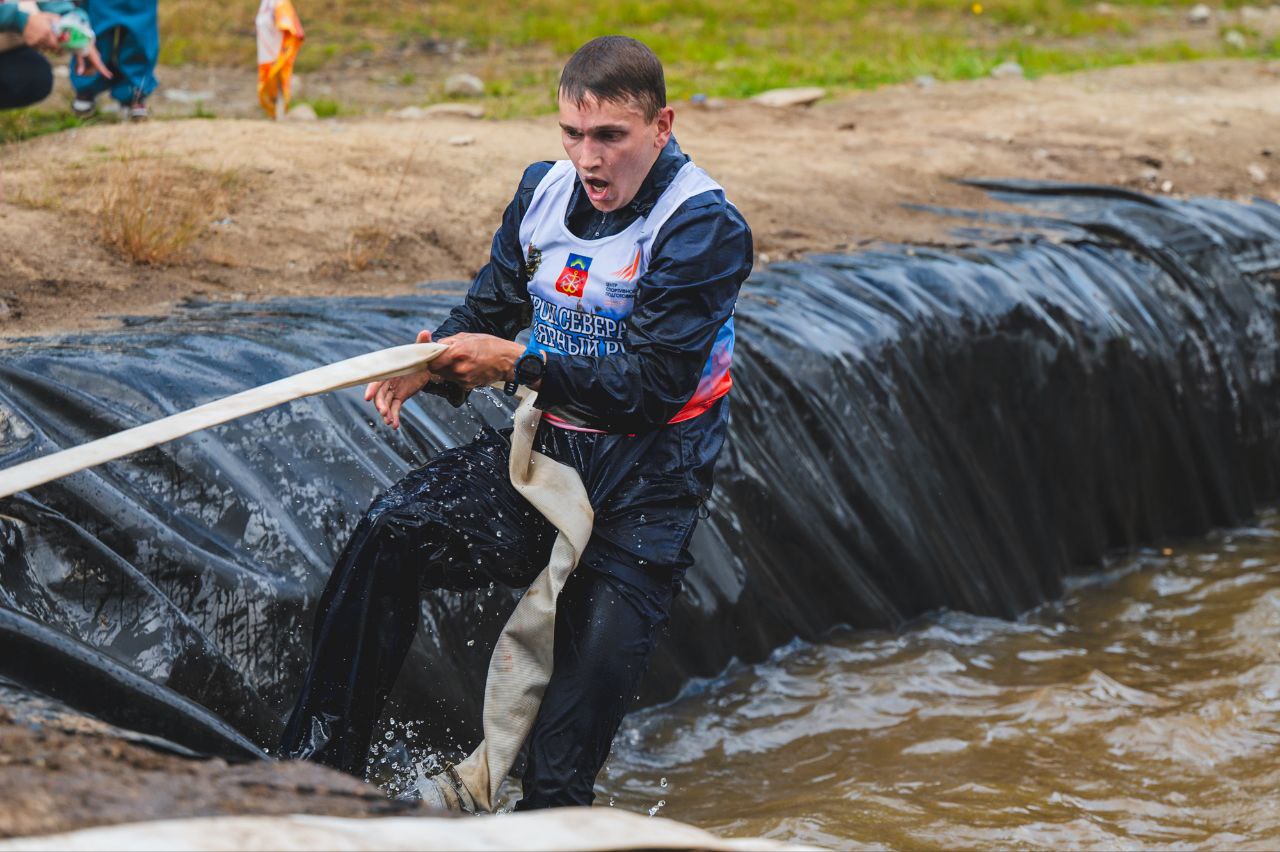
(654, 105), (674, 148)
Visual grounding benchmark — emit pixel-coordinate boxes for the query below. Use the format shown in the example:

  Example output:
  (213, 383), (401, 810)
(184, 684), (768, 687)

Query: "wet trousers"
(280, 427), (691, 809)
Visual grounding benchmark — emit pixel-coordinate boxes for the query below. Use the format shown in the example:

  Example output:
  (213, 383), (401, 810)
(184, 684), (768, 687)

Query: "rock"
(389, 106), (428, 120)
(990, 60), (1024, 80)
(448, 135), (476, 147)
(914, 74), (937, 89)
(1187, 3), (1212, 25)
(422, 103), (485, 118)
(0, 299), (11, 320)
(164, 89), (216, 104)
(444, 73), (485, 97)
(1248, 163), (1269, 184)
(287, 103), (317, 121)
(688, 94), (727, 110)
(1224, 30), (1247, 49)
(751, 87), (826, 108)
(1161, 180), (1174, 193)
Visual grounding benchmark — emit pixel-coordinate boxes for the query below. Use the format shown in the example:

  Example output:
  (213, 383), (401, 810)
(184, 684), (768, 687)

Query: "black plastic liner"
(2, 183), (1279, 757)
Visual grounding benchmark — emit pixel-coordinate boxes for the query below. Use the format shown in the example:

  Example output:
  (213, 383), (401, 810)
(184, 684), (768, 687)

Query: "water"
(602, 511), (1280, 849)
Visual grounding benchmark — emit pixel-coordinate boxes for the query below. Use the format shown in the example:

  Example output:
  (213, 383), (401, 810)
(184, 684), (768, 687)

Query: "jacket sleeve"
(0, 3), (29, 31)
(535, 192), (753, 433)
(431, 162), (552, 342)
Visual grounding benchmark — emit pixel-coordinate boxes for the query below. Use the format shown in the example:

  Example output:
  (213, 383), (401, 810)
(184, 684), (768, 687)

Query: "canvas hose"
(0, 342), (593, 813)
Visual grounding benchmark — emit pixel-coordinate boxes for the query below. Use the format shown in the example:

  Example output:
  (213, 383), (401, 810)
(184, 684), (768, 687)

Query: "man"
(0, 1), (110, 111)
(281, 35), (752, 810)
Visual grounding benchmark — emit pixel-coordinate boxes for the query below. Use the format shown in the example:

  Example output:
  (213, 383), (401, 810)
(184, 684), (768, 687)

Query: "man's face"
(558, 92), (674, 213)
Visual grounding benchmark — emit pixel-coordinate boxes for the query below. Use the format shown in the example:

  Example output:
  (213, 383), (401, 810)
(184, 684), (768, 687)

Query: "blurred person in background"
(0, 0), (109, 110)
(69, 0), (155, 120)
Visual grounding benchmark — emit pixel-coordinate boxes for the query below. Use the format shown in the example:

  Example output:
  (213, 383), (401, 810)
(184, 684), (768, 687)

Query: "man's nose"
(579, 137), (604, 168)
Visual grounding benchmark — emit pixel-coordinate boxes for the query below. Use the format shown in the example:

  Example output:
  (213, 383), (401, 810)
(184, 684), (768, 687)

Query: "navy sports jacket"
(433, 137), (753, 434)
(431, 137), (752, 584)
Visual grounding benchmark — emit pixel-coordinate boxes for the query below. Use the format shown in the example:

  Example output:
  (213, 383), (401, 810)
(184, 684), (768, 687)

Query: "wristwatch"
(504, 351), (546, 396)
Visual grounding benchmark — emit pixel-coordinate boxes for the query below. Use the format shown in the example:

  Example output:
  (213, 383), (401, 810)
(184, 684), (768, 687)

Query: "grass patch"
(144, 0), (1280, 118)
(0, 109), (86, 144)
(304, 97), (342, 118)
(96, 151), (243, 265)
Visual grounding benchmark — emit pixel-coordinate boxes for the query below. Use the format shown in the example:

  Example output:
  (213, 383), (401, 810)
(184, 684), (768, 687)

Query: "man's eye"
(565, 129), (583, 139)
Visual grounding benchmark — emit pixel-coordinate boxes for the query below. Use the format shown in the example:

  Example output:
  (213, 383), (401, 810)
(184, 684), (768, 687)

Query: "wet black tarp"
(1, 183), (1279, 758)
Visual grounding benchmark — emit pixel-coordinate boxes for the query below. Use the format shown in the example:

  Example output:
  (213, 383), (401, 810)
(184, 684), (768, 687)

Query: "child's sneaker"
(70, 96), (96, 118)
(127, 97), (149, 121)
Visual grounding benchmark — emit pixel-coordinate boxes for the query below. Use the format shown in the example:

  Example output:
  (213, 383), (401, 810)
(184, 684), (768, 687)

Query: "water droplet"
(467, 639), (475, 646)
(660, 777), (667, 788)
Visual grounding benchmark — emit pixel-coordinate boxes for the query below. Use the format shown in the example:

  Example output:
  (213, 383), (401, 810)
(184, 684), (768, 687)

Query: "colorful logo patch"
(524, 243), (542, 279)
(612, 247), (642, 282)
(555, 253), (593, 297)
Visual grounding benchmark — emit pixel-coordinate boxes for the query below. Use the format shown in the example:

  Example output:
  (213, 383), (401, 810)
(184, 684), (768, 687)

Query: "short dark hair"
(558, 36), (666, 122)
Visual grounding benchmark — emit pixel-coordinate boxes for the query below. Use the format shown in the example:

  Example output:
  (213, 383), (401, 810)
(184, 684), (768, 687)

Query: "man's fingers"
(416, 329), (433, 344)
(389, 398), (403, 430)
(365, 380), (383, 402)
(375, 381), (392, 417)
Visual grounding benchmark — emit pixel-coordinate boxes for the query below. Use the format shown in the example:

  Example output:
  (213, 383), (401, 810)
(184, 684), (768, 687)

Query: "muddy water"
(600, 512), (1280, 849)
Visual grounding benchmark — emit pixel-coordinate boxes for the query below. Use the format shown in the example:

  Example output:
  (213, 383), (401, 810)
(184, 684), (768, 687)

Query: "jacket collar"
(625, 137), (688, 217)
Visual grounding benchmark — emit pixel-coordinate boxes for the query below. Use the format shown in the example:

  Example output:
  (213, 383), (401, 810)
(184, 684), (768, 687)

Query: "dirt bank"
(1, 59), (1278, 340)
(0, 699), (426, 839)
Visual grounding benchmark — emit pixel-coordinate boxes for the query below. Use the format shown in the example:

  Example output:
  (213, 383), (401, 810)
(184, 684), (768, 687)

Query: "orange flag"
(256, 0), (305, 119)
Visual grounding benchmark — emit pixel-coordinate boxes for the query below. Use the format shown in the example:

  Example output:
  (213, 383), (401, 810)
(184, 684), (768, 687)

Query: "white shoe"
(71, 97), (96, 118)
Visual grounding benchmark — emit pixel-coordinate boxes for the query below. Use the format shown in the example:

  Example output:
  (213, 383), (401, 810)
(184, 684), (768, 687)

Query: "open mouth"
(583, 176), (610, 201)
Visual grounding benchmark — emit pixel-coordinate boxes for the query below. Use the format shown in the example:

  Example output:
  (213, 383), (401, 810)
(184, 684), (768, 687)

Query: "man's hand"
(428, 332), (524, 391)
(365, 330), (436, 430)
(75, 43), (112, 79)
(22, 12), (60, 50)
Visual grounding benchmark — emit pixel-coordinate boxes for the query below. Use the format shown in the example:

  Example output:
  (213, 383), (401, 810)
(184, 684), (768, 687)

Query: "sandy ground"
(1, 59), (1278, 340)
(2, 58), (1280, 839)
